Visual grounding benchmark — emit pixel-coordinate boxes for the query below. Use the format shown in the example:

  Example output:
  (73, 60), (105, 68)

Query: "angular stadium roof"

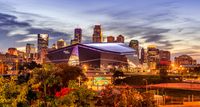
(84, 43), (135, 54)
(47, 43), (140, 66)
(48, 43), (136, 55)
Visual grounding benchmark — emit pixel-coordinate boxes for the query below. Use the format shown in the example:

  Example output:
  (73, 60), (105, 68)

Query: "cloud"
(142, 35), (164, 43)
(82, 36), (92, 43)
(157, 40), (174, 50)
(16, 46), (26, 52)
(84, 0), (200, 63)
(0, 13), (30, 28)
(0, 11), (71, 46)
(84, 1), (174, 45)
(16, 37), (37, 43)
(86, 8), (136, 21)
(7, 28), (29, 36)
(26, 34), (37, 37)
(0, 0), (200, 62)
(27, 28), (70, 38)
(0, 1), (15, 12)
(172, 51), (200, 60)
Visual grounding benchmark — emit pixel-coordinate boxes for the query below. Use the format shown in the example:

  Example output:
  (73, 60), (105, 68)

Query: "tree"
(54, 80), (96, 107)
(113, 70), (124, 78)
(141, 92), (156, 107)
(72, 85), (95, 106)
(19, 61), (41, 71)
(56, 63), (87, 87)
(28, 63), (63, 106)
(0, 76), (29, 106)
(98, 86), (157, 107)
(112, 69), (124, 85)
(159, 68), (168, 82)
(28, 63), (87, 106)
(25, 61), (42, 70)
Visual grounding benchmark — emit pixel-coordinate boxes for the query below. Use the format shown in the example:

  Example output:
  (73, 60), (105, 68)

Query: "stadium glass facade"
(47, 43), (140, 71)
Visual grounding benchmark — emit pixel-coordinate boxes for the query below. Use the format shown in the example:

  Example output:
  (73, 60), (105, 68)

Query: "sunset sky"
(0, 0), (200, 61)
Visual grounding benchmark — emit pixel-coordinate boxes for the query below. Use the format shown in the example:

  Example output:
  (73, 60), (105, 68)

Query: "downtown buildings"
(175, 55), (196, 66)
(129, 40), (139, 58)
(56, 39), (66, 49)
(38, 34), (49, 53)
(26, 43), (36, 61)
(107, 35), (125, 43)
(37, 34), (49, 63)
(93, 25), (102, 43)
(159, 50), (171, 64)
(140, 48), (146, 64)
(7, 48), (18, 56)
(137, 44), (171, 71)
(71, 28), (82, 45)
(116, 35), (124, 43)
(74, 28), (82, 43)
(174, 55), (199, 73)
(146, 45), (171, 70)
(147, 45), (160, 70)
(2, 24), (199, 74)
(107, 36), (115, 43)
(0, 47), (26, 74)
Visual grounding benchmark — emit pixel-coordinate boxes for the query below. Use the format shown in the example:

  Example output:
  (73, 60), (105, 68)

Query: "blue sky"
(0, 0), (200, 61)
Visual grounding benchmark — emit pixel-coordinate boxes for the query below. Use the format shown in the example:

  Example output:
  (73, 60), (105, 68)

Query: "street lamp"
(0, 60), (5, 74)
(82, 64), (88, 73)
(78, 76), (81, 87)
(0, 60), (2, 74)
(143, 79), (148, 92)
(15, 59), (19, 71)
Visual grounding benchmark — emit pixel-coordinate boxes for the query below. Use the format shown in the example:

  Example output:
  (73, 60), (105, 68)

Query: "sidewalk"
(159, 101), (200, 107)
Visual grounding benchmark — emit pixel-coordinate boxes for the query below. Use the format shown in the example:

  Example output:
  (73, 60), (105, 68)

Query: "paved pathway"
(149, 83), (200, 91)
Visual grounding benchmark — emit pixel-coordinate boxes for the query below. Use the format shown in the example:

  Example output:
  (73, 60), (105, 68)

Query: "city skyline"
(0, 0), (200, 62)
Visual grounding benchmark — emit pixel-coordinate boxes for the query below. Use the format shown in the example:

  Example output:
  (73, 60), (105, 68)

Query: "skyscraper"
(129, 40), (139, 57)
(116, 35), (124, 43)
(140, 48), (145, 64)
(56, 39), (66, 49)
(74, 28), (82, 43)
(38, 34), (49, 53)
(159, 50), (170, 61)
(71, 39), (79, 45)
(37, 34), (49, 62)
(18, 50), (25, 59)
(175, 55), (196, 66)
(107, 36), (115, 43)
(7, 48), (18, 56)
(52, 43), (56, 50)
(159, 50), (171, 66)
(92, 25), (102, 43)
(147, 45), (159, 70)
(26, 43), (36, 60)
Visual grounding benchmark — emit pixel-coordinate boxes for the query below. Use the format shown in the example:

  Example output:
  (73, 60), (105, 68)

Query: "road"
(149, 83), (200, 91)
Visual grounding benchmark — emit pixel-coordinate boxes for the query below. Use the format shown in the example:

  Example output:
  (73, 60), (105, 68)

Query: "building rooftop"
(84, 43), (135, 54)
(48, 43), (136, 55)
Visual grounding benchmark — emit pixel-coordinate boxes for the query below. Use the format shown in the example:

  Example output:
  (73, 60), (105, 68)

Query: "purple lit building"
(46, 43), (140, 71)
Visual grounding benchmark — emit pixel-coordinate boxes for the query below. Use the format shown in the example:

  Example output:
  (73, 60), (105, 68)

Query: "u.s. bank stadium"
(46, 43), (140, 70)
(46, 43), (140, 90)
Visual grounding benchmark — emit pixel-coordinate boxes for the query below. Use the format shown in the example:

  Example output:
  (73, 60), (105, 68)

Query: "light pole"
(143, 79), (148, 92)
(0, 60), (2, 74)
(78, 76), (81, 87)
(0, 60), (5, 74)
(15, 59), (19, 71)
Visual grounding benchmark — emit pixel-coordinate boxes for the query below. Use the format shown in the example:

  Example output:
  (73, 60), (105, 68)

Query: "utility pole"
(143, 79), (148, 92)
(78, 76), (81, 87)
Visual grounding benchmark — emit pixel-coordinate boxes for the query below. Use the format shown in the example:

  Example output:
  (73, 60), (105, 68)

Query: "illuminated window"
(68, 46), (79, 66)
